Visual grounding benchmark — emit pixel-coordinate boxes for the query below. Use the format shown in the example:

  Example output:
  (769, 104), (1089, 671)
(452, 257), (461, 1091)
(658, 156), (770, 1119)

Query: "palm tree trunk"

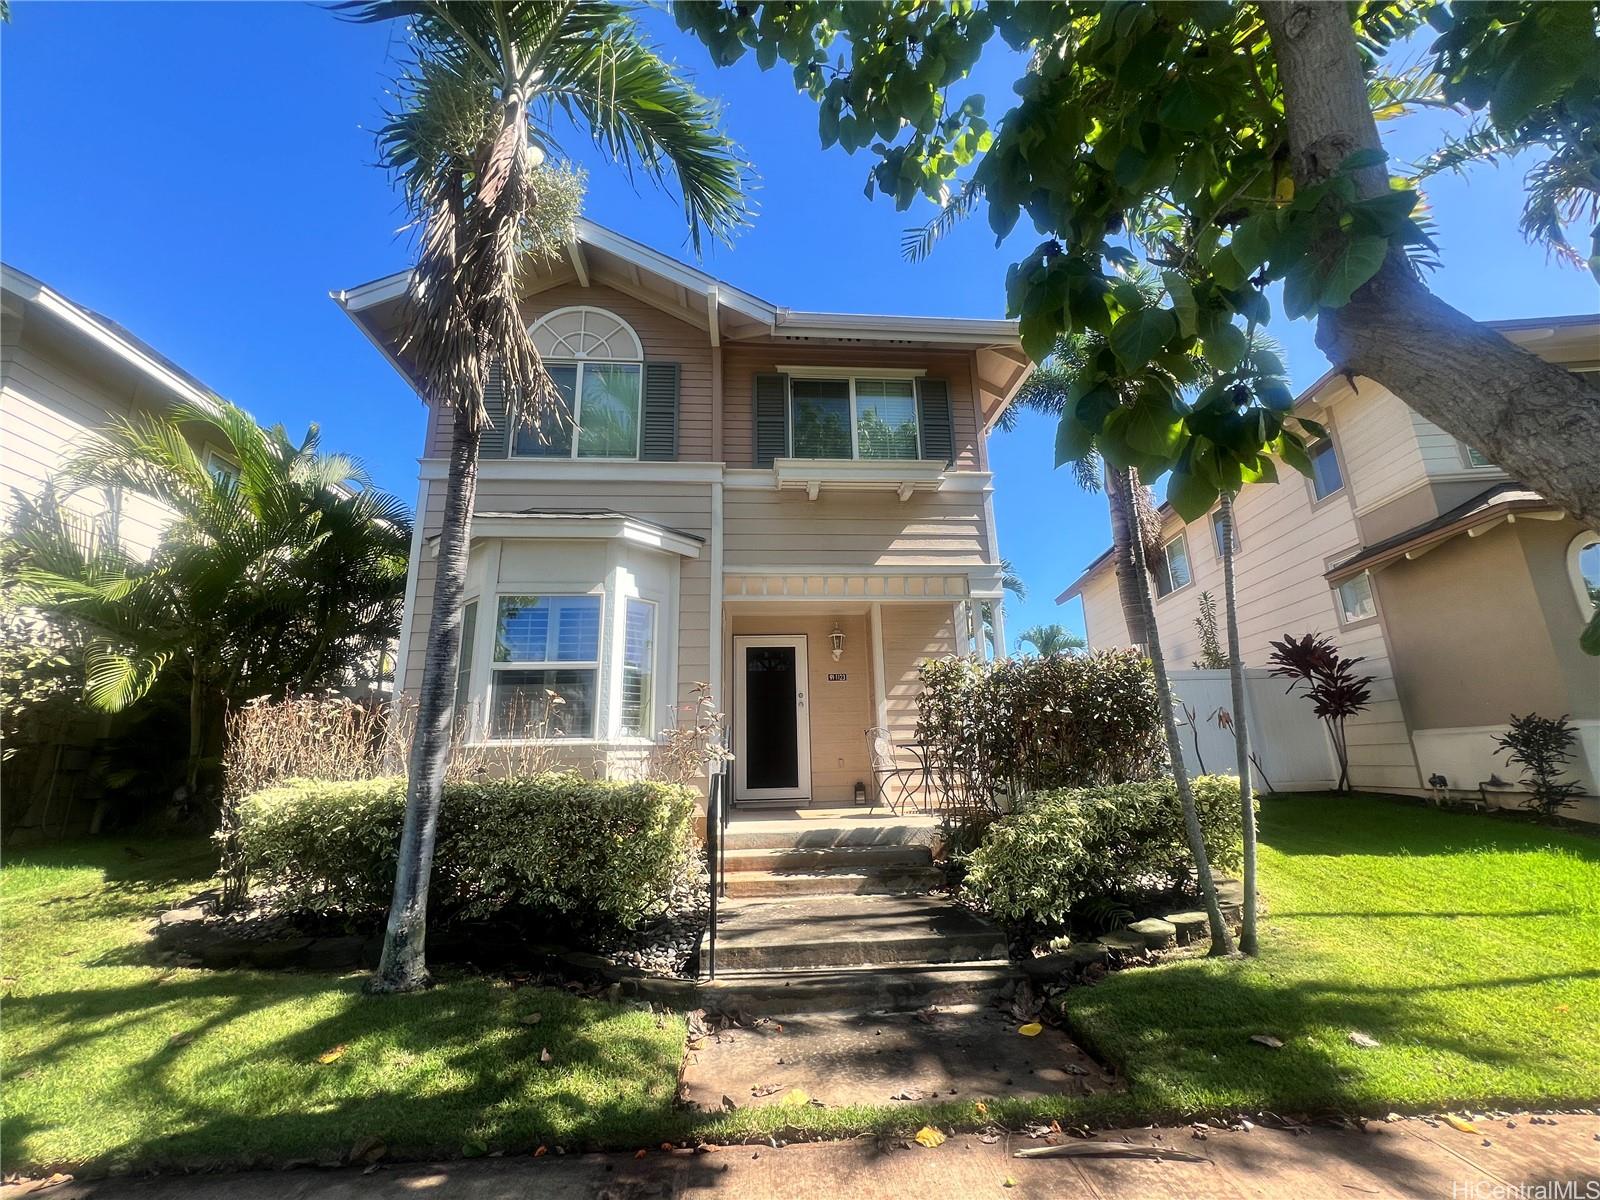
(370, 411), (481, 993)
(1104, 467), (1151, 648)
(1123, 467), (1233, 955)
(1218, 492), (1258, 955)
(186, 664), (205, 799)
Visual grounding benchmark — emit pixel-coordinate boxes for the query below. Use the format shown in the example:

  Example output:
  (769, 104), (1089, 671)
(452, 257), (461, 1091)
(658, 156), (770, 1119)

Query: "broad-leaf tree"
(9, 400), (409, 799)
(343, 0), (747, 992)
(680, 0), (1600, 651)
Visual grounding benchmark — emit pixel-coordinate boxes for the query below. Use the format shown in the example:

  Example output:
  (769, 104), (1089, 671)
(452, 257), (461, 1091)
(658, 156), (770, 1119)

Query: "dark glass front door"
(744, 645), (799, 790)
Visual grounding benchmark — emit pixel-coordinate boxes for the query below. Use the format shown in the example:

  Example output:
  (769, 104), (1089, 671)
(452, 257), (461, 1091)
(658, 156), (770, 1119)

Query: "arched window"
(1570, 531), (1600, 616)
(519, 306), (644, 459)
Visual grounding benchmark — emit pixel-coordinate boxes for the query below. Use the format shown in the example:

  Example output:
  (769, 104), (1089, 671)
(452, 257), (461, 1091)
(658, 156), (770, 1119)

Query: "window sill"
(773, 457), (947, 501)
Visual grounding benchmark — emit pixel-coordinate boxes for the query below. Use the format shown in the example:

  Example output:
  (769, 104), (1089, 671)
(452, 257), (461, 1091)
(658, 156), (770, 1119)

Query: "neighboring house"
(1059, 313), (1600, 810)
(1, 263), (235, 556)
(336, 221), (1028, 805)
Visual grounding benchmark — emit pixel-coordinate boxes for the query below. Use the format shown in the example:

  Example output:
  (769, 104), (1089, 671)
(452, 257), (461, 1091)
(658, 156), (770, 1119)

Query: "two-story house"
(336, 221), (1028, 806)
(1059, 313), (1599, 812)
(1, 264), (238, 557)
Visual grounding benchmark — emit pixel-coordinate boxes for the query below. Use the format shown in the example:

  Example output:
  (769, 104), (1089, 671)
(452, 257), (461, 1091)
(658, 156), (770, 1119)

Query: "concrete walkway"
(11, 1114), (1596, 1199)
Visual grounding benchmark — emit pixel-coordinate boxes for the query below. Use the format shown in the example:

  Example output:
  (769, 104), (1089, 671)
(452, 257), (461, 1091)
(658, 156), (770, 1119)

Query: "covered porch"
(717, 567), (1002, 810)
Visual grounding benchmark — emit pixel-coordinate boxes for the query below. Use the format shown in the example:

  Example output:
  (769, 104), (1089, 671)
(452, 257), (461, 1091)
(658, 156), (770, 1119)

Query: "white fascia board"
(417, 458), (726, 484)
(450, 513), (703, 559)
(772, 309), (1020, 345)
(574, 220), (777, 327)
(333, 271), (411, 312)
(2, 264), (223, 417)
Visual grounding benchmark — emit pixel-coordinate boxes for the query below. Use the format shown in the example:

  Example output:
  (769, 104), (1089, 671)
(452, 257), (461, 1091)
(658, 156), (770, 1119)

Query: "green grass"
(5, 796), (1597, 1174)
(0, 840), (687, 1174)
(1064, 793), (1600, 1117)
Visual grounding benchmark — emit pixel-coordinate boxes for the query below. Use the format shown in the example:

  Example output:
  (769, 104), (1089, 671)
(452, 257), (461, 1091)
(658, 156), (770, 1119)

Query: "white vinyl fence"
(1166, 668), (1337, 793)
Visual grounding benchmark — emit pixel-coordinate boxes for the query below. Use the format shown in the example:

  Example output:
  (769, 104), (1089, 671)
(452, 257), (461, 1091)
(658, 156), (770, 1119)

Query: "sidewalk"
(9, 1113), (1596, 1199)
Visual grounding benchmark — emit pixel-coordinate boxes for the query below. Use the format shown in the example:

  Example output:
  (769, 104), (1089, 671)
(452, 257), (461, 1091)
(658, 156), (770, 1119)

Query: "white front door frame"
(732, 634), (812, 803)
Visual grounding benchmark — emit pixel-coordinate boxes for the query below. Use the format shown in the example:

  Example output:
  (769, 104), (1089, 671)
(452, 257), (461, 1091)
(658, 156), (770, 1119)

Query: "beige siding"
(882, 604), (958, 747)
(426, 282), (714, 460)
(1330, 379), (1425, 516)
(1078, 457), (1421, 790)
(720, 346), (983, 470)
(723, 487), (990, 570)
(1, 329), (173, 557)
(403, 478), (714, 716)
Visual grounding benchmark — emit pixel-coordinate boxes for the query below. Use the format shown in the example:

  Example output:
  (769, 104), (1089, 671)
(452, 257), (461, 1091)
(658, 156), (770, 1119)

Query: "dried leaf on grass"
(1018, 1022), (1043, 1038)
(914, 1126), (947, 1149)
(539, 1047), (553, 1064)
(167, 1032), (195, 1049)
(518, 1012), (543, 1026)
(317, 1044), (347, 1064)
(1347, 1030), (1380, 1048)
(1249, 1034), (1283, 1049)
(779, 1088), (810, 1106)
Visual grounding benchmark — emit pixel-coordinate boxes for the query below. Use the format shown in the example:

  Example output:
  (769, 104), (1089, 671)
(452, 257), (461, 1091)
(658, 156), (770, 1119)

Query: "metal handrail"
(703, 755), (732, 981)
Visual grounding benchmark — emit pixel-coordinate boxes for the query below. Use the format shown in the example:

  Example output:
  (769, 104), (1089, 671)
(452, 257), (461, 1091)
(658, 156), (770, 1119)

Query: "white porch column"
(870, 602), (889, 730)
(991, 598), (1008, 659)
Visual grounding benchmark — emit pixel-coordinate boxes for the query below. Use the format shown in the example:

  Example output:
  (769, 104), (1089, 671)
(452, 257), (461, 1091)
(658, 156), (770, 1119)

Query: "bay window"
(790, 376), (921, 460)
(620, 598), (657, 737)
(491, 594), (602, 738)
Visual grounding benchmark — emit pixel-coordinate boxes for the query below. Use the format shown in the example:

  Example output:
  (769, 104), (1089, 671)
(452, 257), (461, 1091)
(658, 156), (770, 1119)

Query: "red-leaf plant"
(1267, 632), (1374, 793)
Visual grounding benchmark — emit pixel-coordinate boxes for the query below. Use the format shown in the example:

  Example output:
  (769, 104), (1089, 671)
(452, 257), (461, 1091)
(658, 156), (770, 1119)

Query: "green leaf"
(1019, 307), (1060, 365)
(1230, 215), (1273, 273)
(1582, 608), (1600, 657)
(1055, 414), (1096, 466)
(1295, 416), (1328, 441)
(1282, 264), (1321, 320)
(1338, 148), (1388, 174)
(1317, 233), (1390, 309)
(1276, 433), (1312, 478)
(1163, 271), (1198, 338)
(1074, 383), (1118, 429)
(1202, 322), (1248, 372)
(1167, 469), (1218, 522)
(1110, 307), (1178, 371)
(1123, 397), (1184, 459)
(1239, 454), (1278, 484)
(1256, 380), (1295, 411)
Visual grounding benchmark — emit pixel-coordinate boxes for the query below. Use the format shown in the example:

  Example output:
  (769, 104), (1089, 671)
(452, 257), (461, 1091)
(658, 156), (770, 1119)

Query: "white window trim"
(1459, 441), (1495, 470)
(488, 591), (606, 740)
(512, 359), (644, 462)
(1335, 570), (1379, 626)
(787, 375), (922, 462)
(530, 304), (643, 361)
(1308, 437), (1346, 503)
(204, 448), (240, 487)
(1154, 532), (1193, 600)
(1568, 531), (1600, 617)
(617, 596), (659, 739)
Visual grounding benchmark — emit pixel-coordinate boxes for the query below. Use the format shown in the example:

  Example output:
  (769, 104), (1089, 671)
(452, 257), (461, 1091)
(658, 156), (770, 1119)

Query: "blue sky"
(4, 3), (1595, 647)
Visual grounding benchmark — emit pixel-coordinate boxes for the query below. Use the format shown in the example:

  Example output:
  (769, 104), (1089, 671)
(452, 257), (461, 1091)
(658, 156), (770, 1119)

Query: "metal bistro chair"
(865, 727), (928, 814)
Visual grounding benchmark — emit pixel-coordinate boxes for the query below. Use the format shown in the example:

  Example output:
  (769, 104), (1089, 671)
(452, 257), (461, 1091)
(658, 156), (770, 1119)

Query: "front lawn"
(0, 840), (687, 1174)
(1063, 794), (1600, 1117)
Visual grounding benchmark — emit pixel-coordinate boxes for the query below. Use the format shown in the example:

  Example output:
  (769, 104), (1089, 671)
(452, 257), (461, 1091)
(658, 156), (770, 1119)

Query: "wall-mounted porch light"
(829, 622), (846, 661)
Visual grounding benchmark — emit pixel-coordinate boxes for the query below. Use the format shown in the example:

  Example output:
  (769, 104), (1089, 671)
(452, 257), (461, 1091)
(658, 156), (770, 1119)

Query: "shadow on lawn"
(4, 968), (687, 1173)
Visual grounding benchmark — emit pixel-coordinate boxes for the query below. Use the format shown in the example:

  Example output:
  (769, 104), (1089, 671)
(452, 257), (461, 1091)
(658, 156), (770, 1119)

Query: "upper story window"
(204, 449), (240, 490)
(1337, 571), (1377, 624)
(1153, 532), (1193, 598)
(1210, 508), (1239, 558)
(790, 376), (921, 461)
(1460, 441), (1494, 469)
(517, 307), (644, 460)
(1570, 532), (1600, 617)
(1309, 438), (1344, 501)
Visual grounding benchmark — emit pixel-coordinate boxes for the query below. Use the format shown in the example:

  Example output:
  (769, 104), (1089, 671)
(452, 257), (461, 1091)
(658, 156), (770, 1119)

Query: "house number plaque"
(827, 672), (847, 682)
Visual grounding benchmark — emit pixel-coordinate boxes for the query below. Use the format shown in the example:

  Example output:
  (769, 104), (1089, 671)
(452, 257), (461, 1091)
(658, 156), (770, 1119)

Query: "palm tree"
(10, 400), (410, 799)
(1005, 330), (1163, 649)
(343, 0), (747, 993)
(1016, 623), (1085, 657)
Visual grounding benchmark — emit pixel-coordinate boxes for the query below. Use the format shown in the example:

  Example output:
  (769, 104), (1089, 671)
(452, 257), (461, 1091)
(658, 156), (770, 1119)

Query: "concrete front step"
(723, 817), (937, 852)
(723, 865), (944, 898)
(699, 961), (1022, 1015)
(721, 844), (933, 872)
(713, 893), (1009, 971)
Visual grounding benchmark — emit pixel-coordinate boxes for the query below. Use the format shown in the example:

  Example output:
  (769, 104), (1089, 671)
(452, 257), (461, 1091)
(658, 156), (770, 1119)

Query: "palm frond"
(1368, 64), (1456, 121)
(900, 178), (986, 263)
(82, 641), (173, 713)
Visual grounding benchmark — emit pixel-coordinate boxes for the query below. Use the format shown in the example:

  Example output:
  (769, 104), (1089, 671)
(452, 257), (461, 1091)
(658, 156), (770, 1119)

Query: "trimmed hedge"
(916, 650), (1166, 801)
(237, 774), (701, 932)
(960, 775), (1245, 927)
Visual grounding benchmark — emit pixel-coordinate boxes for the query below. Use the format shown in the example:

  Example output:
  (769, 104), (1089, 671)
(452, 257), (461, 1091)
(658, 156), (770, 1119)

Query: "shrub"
(237, 773), (700, 933)
(916, 649), (1165, 806)
(960, 775), (1245, 928)
(1495, 713), (1586, 817)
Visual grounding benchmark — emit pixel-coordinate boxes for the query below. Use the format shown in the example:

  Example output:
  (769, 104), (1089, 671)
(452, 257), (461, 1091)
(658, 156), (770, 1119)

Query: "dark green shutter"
(754, 372), (789, 467)
(917, 377), (954, 464)
(480, 360), (511, 458)
(640, 361), (680, 460)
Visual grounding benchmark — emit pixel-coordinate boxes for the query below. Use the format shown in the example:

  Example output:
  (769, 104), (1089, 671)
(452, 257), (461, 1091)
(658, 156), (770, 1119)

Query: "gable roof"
(333, 219), (1032, 430)
(1055, 311), (1599, 605)
(1, 263), (225, 417)
(1324, 483), (1555, 583)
